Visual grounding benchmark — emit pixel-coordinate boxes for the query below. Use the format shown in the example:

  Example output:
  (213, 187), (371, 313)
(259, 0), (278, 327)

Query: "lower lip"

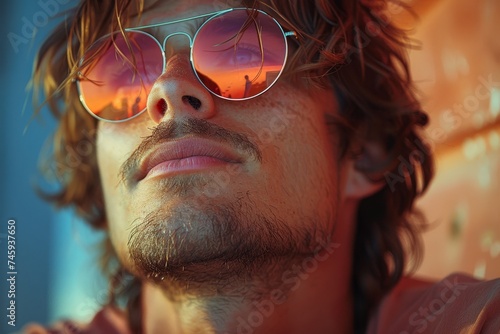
(144, 156), (236, 179)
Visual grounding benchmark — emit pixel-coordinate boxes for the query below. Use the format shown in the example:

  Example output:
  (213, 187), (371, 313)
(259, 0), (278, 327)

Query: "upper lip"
(136, 137), (243, 181)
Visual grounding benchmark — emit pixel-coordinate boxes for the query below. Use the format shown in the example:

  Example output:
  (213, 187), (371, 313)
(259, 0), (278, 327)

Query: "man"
(243, 75), (252, 98)
(27, 0), (500, 333)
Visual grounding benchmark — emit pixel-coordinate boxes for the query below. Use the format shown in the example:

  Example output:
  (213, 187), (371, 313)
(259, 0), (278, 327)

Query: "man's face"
(95, 0), (345, 292)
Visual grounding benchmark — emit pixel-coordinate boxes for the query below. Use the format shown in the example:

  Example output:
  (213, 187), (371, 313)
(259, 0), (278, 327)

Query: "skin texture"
(95, 0), (382, 332)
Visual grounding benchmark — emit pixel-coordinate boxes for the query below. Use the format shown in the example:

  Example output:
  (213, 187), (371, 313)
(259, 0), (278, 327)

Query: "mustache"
(119, 118), (262, 185)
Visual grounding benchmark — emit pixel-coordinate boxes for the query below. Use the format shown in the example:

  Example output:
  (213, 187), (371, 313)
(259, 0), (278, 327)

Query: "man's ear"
(344, 160), (385, 200)
(343, 142), (388, 200)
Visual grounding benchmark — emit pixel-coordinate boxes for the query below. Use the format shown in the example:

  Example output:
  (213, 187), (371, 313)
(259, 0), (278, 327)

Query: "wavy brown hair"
(33, 0), (434, 333)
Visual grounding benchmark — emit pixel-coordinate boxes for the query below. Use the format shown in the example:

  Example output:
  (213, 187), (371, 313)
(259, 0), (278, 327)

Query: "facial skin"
(95, 0), (377, 332)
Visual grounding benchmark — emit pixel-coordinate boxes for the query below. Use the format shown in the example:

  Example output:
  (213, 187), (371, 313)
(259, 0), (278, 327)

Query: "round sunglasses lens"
(78, 32), (163, 121)
(192, 10), (287, 100)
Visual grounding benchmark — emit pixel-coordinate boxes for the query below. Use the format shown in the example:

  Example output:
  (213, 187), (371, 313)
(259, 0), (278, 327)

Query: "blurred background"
(397, 0), (500, 280)
(1, 0), (499, 332)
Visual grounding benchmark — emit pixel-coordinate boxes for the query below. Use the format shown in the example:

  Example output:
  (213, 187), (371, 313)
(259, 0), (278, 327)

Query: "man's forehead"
(137, 0), (244, 25)
(142, 0), (243, 12)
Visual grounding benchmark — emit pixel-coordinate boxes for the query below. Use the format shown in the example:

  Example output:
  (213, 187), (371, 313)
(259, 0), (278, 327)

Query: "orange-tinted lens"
(192, 9), (288, 100)
(78, 31), (164, 121)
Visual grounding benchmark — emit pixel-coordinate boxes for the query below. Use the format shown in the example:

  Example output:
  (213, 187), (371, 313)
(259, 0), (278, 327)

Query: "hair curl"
(33, 1), (434, 333)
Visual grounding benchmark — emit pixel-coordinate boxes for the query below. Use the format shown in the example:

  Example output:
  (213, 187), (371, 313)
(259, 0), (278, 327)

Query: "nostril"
(156, 99), (167, 115)
(182, 95), (202, 110)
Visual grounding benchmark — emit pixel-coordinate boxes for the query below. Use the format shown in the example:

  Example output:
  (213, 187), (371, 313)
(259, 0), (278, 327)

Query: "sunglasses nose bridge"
(162, 32), (193, 56)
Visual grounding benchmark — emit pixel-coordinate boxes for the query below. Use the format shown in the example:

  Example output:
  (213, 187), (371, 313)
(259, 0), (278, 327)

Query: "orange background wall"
(399, 0), (500, 280)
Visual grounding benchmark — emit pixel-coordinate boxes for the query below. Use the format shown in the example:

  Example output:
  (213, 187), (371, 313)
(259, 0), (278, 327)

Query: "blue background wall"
(1, 2), (105, 333)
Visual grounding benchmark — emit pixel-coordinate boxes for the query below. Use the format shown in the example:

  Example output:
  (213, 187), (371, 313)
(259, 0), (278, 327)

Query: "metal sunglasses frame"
(75, 7), (297, 123)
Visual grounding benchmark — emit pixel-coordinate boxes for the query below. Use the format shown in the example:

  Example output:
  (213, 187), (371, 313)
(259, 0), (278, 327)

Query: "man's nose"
(146, 52), (217, 124)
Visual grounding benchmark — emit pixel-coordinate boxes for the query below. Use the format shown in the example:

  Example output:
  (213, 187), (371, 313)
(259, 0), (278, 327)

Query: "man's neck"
(141, 201), (358, 334)
(143, 255), (353, 334)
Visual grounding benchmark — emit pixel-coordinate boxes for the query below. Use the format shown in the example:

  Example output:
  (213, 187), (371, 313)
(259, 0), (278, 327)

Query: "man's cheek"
(96, 125), (132, 180)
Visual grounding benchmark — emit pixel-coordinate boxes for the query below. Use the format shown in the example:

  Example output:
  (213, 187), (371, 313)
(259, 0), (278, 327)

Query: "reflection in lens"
(78, 31), (164, 121)
(192, 9), (287, 100)
(197, 72), (221, 96)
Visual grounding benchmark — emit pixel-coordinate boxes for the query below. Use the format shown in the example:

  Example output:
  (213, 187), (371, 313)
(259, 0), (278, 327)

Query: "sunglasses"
(75, 8), (296, 122)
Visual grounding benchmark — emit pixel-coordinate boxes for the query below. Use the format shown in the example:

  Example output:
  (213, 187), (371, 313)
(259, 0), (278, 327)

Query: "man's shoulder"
(367, 272), (500, 333)
(22, 306), (130, 334)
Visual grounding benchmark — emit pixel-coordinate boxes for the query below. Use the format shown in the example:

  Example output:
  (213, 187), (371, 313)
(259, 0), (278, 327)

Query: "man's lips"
(135, 137), (243, 181)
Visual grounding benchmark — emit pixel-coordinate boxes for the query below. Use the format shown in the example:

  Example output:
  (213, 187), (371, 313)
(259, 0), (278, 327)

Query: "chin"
(124, 200), (324, 296)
